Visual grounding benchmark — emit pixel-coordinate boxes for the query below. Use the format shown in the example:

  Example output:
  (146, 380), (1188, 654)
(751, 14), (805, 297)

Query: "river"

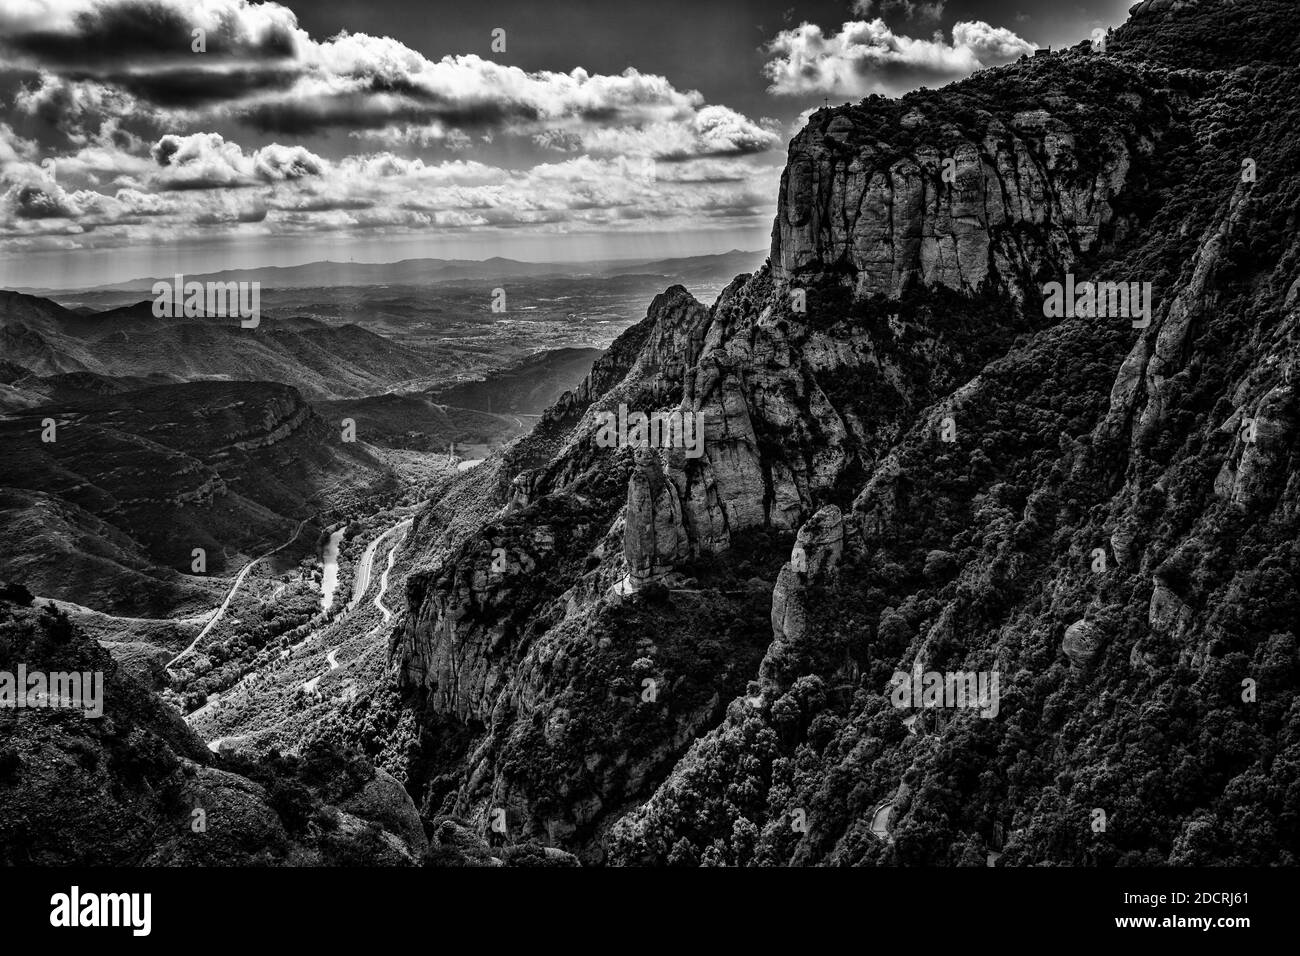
(320, 527), (345, 611)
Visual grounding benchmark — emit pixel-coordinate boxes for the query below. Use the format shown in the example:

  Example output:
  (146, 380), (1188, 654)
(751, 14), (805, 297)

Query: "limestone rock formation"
(339, 768), (429, 858)
(1230, 379), (1299, 508)
(771, 92), (1137, 300)
(1148, 580), (1194, 638)
(1110, 519), (1139, 568)
(760, 505), (845, 691)
(624, 447), (689, 589)
(1062, 619), (1105, 667)
(539, 285), (702, 428)
(394, 0), (1300, 868)
(1129, 0), (1202, 16)
(1131, 189), (1247, 444)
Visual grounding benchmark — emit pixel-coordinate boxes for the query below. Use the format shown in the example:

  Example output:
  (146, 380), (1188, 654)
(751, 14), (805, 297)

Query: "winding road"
(871, 801), (895, 844)
(169, 516), (314, 673)
(371, 519), (411, 626)
(348, 518), (406, 611)
(302, 516), (412, 696)
(187, 515), (413, 723)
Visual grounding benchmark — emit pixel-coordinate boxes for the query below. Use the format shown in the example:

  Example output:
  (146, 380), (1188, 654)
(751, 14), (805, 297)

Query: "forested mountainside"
(0, 380), (395, 616)
(383, 0), (1300, 865)
(3, 0), (1296, 870)
(0, 585), (430, 865)
(0, 290), (450, 404)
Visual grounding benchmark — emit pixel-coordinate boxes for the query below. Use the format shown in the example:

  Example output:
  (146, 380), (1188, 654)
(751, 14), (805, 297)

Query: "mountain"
(10, 251), (768, 297)
(309, 347), (604, 457)
(0, 292), (464, 401)
(426, 347), (603, 416)
(13, 257), (581, 295)
(375, 0), (1300, 865)
(602, 250), (767, 284)
(4, 0), (1298, 871)
(0, 589), (430, 865)
(315, 392), (526, 455)
(0, 381), (395, 616)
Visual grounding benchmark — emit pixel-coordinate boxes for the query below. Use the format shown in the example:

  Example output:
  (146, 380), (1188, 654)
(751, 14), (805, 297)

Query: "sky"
(0, 0), (1137, 289)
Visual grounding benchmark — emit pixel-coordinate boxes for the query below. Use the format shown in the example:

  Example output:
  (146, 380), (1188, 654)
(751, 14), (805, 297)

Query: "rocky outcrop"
(224, 393), (314, 453)
(1130, 189), (1247, 444)
(1229, 377), (1299, 508)
(1109, 518), (1139, 568)
(539, 304), (658, 428)
(668, 349), (770, 552)
(760, 505), (845, 691)
(853, 452), (903, 536)
(338, 768), (428, 858)
(630, 286), (712, 403)
(401, 527), (551, 722)
(399, 42), (1158, 858)
(624, 447), (689, 588)
(1129, 0), (1202, 16)
(395, 0), (1300, 868)
(770, 86), (1141, 300)
(1062, 619), (1106, 667)
(505, 286), (709, 509)
(1149, 579), (1194, 638)
(506, 467), (547, 512)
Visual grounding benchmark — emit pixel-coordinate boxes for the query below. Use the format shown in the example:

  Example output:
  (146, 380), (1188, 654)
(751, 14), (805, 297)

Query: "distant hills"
(426, 347), (602, 416)
(0, 287), (610, 614)
(0, 254), (759, 618)
(0, 290), (468, 405)
(0, 380), (394, 616)
(9, 250), (766, 296)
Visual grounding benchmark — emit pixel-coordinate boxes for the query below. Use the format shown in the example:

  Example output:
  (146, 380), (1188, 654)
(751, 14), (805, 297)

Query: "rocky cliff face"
(396, 0), (1300, 866)
(760, 505), (845, 692)
(771, 90), (1139, 300)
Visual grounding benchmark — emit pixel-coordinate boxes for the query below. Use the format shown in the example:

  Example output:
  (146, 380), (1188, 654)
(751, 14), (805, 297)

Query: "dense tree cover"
(406, 520), (786, 856)
(1115, 0), (1300, 71)
(608, 0), (1300, 866)
(0, 589), (423, 864)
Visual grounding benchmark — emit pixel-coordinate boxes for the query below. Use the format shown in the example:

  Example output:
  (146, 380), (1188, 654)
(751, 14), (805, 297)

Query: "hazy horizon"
(5, 235), (769, 293)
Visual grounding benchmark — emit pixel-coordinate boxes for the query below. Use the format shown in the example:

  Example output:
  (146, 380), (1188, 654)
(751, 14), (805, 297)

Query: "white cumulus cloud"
(764, 17), (1035, 97)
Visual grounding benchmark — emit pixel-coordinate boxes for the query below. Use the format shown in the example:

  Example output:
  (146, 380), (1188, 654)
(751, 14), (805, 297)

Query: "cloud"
(0, 0), (776, 162)
(532, 128), (585, 153)
(192, 193), (269, 225)
(0, 124), (40, 168)
(0, 0), (300, 68)
(0, 127), (780, 254)
(8, 182), (82, 219)
(851, 1), (947, 24)
(150, 132), (255, 189)
(13, 72), (157, 144)
(0, 0), (783, 256)
(146, 132), (324, 189)
(42, 133), (154, 185)
(524, 106), (780, 161)
(252, 143), (325, 181)
(688, 106), (782, 158)
(950, 21), (1039, 63)
(227, 51), (759, 148)
(764, 17), (1034, 97)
